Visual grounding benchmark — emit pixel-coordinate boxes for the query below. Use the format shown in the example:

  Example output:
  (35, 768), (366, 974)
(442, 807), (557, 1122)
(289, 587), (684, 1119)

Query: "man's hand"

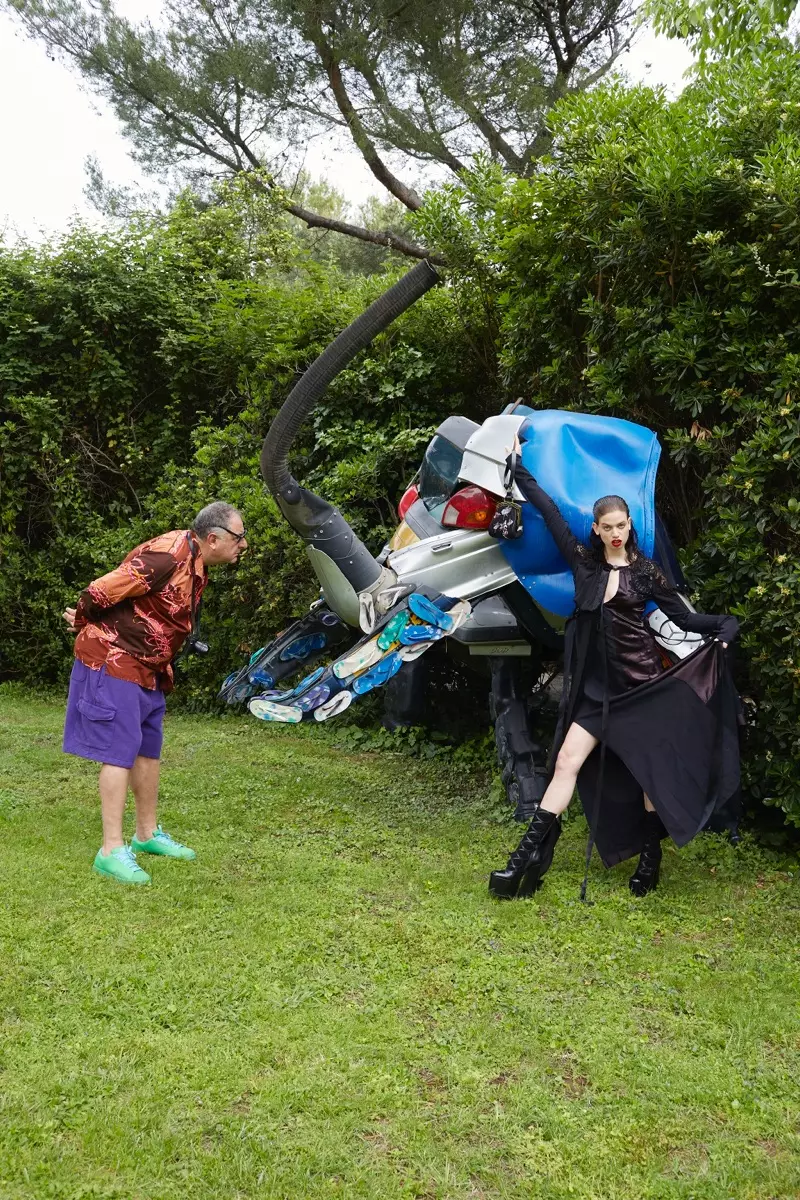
(63, 607), (77, 630)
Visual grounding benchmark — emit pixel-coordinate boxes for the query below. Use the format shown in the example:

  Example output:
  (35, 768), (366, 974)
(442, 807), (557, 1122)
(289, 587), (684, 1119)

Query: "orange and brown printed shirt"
(73, 530), (208, 693)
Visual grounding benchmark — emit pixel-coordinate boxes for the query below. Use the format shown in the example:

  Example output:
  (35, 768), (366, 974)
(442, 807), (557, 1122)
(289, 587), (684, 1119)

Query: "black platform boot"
(489, 807), (561, 900)
(628, 810), (665, 897)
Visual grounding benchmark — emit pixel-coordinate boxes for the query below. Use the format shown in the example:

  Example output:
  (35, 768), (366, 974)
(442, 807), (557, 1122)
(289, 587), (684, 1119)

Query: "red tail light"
(398, 483), (419, 520)
(441, 486), (497, 530)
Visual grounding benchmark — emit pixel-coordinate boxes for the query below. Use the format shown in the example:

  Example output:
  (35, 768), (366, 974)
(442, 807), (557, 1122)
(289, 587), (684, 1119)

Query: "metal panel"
(388, 529), (517, 599)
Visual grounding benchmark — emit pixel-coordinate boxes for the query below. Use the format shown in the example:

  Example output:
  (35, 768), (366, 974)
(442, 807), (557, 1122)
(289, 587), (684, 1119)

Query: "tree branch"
(307, 21), (422, 211)
(283, 199), (444, 262)
(456, 94), (526, 172)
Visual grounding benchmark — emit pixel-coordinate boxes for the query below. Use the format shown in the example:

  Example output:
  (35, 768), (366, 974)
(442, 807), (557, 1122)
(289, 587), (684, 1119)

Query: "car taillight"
(398, 483), (419, 520)
(441, 486), (497, 530)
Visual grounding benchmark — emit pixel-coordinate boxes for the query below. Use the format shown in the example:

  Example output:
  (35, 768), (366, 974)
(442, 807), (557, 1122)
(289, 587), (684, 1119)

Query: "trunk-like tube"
(260, 260), (441, 602)
(261, 260), (441, 503)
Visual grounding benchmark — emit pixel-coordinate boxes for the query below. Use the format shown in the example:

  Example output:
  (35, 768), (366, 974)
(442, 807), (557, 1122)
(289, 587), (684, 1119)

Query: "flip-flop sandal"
(255, 688), (291, 702)
(220, 655), (262, 699)
(249, 665), (276, 686)
(444, 599), (472, 632)
(408, 593), (457, 632)
(400, 622), (444, 645)
(279, 633), (327, 662)
(313, 690), (353, 721)
(333, 638), (382, 679)
(351, 652), (403, 696)
(376, 583), (414, 612)
(221, 676), (259, 705)
(296, 682), (331, 712)
(320, 611), (344, 627)
(248, 698), (303, 724)
(288, 666), (325, 698)
(358, 590), (377, 634)
(398, 640), (436, 662)
(377, 610), (410, 650)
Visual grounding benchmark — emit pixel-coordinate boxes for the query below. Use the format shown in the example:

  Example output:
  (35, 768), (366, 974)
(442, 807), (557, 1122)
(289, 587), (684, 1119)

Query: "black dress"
(513, 461), (741, 867)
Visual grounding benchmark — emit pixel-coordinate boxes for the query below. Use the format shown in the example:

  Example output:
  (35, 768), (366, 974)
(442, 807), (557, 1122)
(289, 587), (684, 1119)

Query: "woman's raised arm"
(508, 451), (582, 570)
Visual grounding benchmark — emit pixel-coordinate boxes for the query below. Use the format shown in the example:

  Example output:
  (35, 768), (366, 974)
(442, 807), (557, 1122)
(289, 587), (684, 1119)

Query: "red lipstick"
(611, 538), (622, 547)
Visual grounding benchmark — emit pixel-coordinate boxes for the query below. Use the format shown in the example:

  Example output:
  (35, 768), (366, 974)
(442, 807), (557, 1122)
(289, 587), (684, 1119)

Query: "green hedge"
(0, 198), (494, 704)
(418, 48), (800, 826)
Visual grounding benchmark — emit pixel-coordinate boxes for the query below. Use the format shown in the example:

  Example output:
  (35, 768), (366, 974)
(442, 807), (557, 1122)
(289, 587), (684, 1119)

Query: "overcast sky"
(0, 5), (693, 243)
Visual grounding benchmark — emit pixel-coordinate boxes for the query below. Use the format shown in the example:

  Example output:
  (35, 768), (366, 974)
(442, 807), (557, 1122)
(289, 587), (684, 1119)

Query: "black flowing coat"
(514, 462), (741, 867)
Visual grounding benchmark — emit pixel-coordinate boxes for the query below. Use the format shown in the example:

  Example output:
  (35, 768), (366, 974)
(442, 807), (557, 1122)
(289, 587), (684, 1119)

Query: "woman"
(489, 435), (740, 901)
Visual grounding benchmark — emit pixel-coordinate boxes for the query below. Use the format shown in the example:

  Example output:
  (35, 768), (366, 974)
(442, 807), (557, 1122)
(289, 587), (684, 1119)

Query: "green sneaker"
(93, 845), (151, 885)
(131, 825), (196, 861)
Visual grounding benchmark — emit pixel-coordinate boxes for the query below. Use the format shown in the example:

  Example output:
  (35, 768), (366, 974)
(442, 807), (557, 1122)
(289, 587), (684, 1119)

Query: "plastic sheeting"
(500, 410), (661, 618)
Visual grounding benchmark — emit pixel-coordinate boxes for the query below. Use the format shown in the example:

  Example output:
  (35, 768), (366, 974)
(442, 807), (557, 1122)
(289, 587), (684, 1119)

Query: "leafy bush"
(418, 49), (800, 825)
(0, 197), (494, 702)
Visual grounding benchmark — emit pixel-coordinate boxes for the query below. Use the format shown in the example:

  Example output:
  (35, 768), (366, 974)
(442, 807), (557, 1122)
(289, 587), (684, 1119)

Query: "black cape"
(513, 461), (742, 867)
(560, 622), (740, 866)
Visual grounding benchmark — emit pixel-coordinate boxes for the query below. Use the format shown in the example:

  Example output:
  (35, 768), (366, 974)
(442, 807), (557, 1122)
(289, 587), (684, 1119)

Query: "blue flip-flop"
(249, 665), (276, 686)
(296, 682), (331, 712)
(400, 622), (444, 645)
(288, 666), (325, 699)
(279, 633), (327, 662)
(351, 652), (404, 695)
(221, 675), (259, 705)
(408, 594), (456, 631)
(256, 688), (293, 703)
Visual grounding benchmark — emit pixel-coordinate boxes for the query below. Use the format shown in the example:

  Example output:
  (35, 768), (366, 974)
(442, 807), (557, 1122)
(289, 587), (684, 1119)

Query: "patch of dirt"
(416, 1067), (447, 1097)
(664, 1144), (711, 1176)
(553, 1051), (589, 1100)
(360, 1125), (392, 1154)
(231, 1090), (252, 1115)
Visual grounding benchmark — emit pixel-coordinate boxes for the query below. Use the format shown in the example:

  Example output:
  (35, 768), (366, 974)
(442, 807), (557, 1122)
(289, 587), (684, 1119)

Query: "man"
(62, 501), (247, 885)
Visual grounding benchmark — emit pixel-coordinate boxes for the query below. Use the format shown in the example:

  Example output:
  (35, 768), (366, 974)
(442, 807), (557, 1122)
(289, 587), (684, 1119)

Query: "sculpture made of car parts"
(220, 262), (700, 820)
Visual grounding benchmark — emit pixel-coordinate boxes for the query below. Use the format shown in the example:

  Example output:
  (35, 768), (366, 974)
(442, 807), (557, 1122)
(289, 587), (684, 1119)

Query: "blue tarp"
(500, 410), (661, 618)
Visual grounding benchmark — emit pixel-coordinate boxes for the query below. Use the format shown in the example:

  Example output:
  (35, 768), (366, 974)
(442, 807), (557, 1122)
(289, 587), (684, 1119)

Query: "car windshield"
(418, 436), (464, 512)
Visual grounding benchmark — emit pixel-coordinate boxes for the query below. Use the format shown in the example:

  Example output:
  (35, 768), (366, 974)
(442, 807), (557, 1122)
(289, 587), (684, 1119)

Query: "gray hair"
(192, 501), (241, 540)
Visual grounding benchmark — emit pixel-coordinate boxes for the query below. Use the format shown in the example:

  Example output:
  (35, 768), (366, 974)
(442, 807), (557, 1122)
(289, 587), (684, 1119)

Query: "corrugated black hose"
(261, 260), (441, 504)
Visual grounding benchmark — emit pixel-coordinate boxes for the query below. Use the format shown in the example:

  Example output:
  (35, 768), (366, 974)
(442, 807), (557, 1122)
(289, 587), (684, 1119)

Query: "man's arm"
(73, 550), (178, 627)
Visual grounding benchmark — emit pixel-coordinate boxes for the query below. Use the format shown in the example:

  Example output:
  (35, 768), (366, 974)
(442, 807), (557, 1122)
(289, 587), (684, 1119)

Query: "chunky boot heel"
(489, 808), (560, 900)
(629, 811), (665, 897)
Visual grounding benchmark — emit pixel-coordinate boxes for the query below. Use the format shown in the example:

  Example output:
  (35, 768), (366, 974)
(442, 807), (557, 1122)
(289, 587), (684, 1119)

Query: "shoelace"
(152, 825), (175, 844)
(118, 845), (141, 869)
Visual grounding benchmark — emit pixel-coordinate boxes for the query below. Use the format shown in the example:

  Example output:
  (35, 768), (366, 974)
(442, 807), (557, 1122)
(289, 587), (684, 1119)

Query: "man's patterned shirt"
(73, 529), (207, 692)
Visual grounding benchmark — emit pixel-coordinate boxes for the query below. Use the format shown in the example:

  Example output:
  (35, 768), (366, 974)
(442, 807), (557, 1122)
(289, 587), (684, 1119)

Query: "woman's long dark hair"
(587, 494), (640, 563)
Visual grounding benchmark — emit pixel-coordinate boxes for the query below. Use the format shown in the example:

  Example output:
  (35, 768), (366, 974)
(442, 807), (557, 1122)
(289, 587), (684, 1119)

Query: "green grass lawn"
(0, 690), (798, 1200)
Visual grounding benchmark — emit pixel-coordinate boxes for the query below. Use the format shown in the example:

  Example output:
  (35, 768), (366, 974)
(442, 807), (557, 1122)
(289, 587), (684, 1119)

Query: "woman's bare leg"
(540, 723), (599, 815)
(643, 793), (655, 812)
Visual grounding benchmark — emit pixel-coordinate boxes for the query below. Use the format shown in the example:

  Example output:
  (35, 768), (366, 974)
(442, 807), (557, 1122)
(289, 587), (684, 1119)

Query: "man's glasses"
(220, 525), (247, 543)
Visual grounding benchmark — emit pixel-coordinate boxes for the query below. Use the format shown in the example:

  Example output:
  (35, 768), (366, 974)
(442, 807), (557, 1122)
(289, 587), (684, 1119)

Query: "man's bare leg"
(131, 756), (160, 842)
(99, 764), (131, 854)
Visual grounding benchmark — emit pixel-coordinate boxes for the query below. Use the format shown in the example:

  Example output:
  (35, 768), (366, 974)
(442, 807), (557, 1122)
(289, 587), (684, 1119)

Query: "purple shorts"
(63, 659), (166, 769)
